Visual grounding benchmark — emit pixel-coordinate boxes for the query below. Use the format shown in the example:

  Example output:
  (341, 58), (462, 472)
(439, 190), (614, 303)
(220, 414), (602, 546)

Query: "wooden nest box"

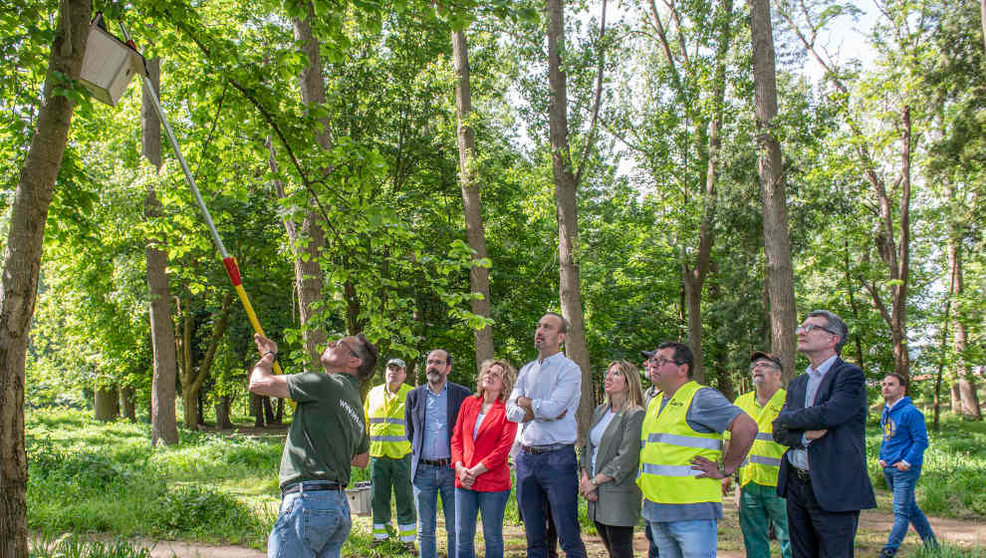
(79, 14), (145, 107)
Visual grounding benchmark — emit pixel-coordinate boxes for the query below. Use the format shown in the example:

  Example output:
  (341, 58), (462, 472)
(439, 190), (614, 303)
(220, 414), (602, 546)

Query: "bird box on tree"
(79, 14), (145, 107)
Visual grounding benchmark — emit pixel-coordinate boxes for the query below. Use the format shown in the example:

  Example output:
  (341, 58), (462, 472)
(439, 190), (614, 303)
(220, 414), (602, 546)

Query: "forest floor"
(84, 503), (983, 557)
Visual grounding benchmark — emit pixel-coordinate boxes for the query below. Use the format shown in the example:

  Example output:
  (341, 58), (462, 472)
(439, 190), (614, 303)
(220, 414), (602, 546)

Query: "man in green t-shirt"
(250, 333), (379, 558)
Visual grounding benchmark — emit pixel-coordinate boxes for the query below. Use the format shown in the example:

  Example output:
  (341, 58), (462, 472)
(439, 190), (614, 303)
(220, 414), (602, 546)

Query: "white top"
(589, 408), (616, 475)
(474, 412), (486, 440)
(505, 352), (583, 446)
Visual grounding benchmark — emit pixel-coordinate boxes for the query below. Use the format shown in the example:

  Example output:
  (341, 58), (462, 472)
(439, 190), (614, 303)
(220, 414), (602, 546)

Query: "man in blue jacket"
(878, 373), (938, 557)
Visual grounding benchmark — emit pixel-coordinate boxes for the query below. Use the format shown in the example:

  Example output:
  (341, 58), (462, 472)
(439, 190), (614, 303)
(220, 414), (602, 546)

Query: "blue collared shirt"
(505, 352), (582, 446)
(787, 354), (838, 470)
(421, 382), (450, 459)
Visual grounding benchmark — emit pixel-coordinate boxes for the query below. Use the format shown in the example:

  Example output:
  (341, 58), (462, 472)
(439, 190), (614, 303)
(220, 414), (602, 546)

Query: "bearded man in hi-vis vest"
(728, 352), (792, 558)
(365, 358), (417, 553)
(638, 341), (758, 557)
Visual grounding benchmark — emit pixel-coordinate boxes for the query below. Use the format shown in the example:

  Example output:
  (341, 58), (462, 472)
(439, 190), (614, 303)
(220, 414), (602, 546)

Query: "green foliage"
(30, 533), (152, 558)
(26, 409), (270, 546)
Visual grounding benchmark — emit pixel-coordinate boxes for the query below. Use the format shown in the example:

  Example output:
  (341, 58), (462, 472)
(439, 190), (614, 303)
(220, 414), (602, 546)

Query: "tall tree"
(451, 28), (494, 368)
(143, 57), (180, 445)
(546, 0), (594, 439)
(0, 0), (91, 554)
(289, 1), (329, 369)
(749, 0), (797, 380)
(776, 0), (918, 381)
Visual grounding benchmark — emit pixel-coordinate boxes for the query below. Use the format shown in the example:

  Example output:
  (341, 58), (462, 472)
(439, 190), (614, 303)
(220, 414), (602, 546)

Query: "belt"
(521, 443), (572, 455)
(419, 458), (451, 467)
(791, 467), (811, 482)
(281, 481), (345, 496)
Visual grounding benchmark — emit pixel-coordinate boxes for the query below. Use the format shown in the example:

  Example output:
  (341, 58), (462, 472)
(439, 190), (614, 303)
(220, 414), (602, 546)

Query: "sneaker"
(404, 542), (418, 555)
(879, 549), (896, 558)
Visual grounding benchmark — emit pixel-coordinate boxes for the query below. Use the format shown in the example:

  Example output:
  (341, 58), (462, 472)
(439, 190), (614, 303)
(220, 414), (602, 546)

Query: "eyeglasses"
(750, 361), (780, 371)
(647, 358), (674, 367)
(795, 323), (838, 336)
(329, 338), (360, 358)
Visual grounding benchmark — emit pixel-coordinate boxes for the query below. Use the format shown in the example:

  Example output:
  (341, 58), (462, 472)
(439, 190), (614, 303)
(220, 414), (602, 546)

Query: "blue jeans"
(413, 463), (456, 558)
(516, 445), (586, 558)
(455, 487), (510, 558)
(268, 485), (350, 558)
(883, 466), (937, 554)
(648, 519), (717, 558)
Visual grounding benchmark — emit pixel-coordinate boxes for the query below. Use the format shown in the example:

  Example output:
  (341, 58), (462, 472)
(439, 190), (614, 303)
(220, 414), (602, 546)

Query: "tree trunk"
(452, 29), (494, 369)
(94, 386), (120, 421)
(947, 201), (981, 420)
(288, 2), (329, 370)
(250, 393), (265, 427)
(958, 378), (982, 419)
(179, 292), (234, 430)
(262, 397), (277, 426)
(750, 0), (797, 382)
(950, 382), (961, 413)
(119, 386), (136, 423)
(546, 0), (594, 443)
(215, 396), (233, 429)
(889, 106), (912, 382)
(0, 2), (91, 554)
(143, 57), (180, 446)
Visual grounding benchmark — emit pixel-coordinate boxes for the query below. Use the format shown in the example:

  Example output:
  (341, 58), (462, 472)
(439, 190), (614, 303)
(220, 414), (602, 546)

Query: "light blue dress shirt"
(505, 352), (582, 446)
(787, 354), (838, 470)
(421, 382), (450, 460)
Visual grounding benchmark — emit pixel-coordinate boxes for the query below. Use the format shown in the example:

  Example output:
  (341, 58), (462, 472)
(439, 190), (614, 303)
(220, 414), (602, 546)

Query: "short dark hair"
(806, 309), (849, 353)
(657, 341), (694, 377)
(543, 312), (569, 334)
(354, 333), (379, 379)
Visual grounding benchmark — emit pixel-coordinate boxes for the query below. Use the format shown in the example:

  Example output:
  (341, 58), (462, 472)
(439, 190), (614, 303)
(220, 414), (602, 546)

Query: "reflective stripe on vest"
(637, 381), (724, 505)
(733, 389), (787, 488)
(365, 383), (412, 458)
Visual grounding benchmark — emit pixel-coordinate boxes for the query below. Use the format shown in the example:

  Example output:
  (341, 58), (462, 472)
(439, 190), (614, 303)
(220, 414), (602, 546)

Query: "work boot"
(370, 539), (387, 549)
(404, 542), (418, 555)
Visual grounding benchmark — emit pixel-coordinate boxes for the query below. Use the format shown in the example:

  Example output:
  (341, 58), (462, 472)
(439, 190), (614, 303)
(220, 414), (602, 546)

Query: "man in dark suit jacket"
(773, 309), (876, 557)
(405, 349), (471, 558)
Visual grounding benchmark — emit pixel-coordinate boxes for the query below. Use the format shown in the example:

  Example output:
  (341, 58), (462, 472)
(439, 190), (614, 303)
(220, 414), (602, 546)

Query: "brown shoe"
(404, 542), (418, 555)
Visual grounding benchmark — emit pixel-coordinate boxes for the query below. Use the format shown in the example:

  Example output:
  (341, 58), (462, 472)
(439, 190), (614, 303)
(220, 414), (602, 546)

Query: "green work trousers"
(739, 481), (792, 558)
(370, 454), (416, 542)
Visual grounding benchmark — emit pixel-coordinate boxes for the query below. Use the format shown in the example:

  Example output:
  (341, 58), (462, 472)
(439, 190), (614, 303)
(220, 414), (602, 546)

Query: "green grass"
(26, 408), (275, 548)
(30, 533), (152, 557)
(25, 407), (986, 555)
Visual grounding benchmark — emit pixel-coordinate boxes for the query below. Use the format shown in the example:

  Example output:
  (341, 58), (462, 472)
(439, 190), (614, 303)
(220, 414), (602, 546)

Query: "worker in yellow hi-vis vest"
(638, 341), (758, 556)
(364, 358), (416, 553)
(729, 352), (791, 558)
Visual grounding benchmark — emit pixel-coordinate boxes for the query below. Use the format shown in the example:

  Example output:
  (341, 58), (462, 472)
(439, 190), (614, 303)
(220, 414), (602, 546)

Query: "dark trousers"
(516, 445), (586, 558)
(786, 473), (860, 557)
(594, 521), (634, 558)
(644, 521), (660, 558)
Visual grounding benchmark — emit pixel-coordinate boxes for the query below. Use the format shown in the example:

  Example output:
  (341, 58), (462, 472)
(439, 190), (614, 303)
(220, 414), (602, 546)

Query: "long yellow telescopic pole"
(120, 23), (285, 378)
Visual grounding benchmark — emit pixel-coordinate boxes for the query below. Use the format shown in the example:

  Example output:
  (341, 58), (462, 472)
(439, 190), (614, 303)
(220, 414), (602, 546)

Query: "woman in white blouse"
(578, 360), (645, 558)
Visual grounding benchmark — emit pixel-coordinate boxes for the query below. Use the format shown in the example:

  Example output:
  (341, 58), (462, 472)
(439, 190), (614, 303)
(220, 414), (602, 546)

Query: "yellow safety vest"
(364, 383), (412, 459)
(638, 381), (724, 505)
(733, 389), (787, 488)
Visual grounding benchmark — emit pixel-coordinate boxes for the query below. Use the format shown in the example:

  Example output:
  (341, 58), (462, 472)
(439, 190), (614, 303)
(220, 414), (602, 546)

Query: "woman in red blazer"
(451, 358), (518, 558)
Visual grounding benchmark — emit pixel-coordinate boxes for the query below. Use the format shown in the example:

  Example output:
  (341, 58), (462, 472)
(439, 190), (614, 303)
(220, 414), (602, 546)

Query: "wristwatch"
(590, 477), (598, 487)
